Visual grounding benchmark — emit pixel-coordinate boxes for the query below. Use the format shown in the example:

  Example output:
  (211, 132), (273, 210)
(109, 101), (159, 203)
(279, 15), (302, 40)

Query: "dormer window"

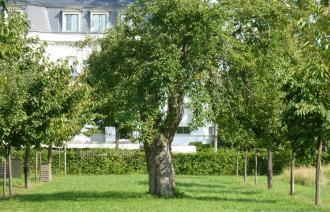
(62, 12), (80, 32)
(90, 12), (108, 33)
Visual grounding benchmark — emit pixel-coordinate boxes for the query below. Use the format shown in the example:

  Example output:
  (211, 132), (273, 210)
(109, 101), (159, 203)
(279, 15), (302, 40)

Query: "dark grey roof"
(10, 0), (135, 33)
(16, 0), (134, 8)
(26, 6), (51, 32)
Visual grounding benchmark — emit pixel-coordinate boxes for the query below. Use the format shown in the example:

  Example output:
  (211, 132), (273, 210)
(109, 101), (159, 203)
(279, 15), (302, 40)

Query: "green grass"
(0, 175), (329, 211)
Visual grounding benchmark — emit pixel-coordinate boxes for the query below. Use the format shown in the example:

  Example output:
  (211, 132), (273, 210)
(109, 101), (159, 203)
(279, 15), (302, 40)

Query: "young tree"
(86, 0), (222, 196)
(210, 0), (290, 189)
(0, 10), (40, 194)
(282, 1), (329, 206)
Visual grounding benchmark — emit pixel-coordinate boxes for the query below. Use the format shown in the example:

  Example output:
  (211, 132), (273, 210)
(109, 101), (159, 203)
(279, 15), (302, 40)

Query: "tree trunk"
(244, 151), (247, 183)
(58, 148), (61, 175)
(2, 154), (6, 198)
(290, 149), (295, 195)
(255, 150), (258, 186)
(38, 150), (41, 182)
(24, 146), (31, 188)
(35, 150), (38, 182)
(267, 147), (273, 189)
(7, 146), (13, 196)
(214, 124), (218, 152)
(64, 145), (67, 176)
(47, 144), (52, 181)
(315, 139), (323, 207)
(236, 151), (239, 176)
(144, 144), (156, 194)
(115, 128), (120, 149)
(145, 134), (175, 196)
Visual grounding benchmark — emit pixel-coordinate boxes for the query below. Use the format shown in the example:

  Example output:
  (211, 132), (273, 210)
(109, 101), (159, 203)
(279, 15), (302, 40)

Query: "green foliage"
(281, 1), (330, 155)
(86, 0), (222, 145)
(209, 0), (291, 151)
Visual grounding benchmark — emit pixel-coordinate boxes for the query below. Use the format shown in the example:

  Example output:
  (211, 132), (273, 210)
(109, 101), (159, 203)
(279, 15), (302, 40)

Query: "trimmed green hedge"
(1, 148), (329, 176)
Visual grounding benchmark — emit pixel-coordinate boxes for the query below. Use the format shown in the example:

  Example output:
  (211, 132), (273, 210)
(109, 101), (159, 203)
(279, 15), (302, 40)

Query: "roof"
(16, 0), (135, 8)
(10, 0), (135, 33)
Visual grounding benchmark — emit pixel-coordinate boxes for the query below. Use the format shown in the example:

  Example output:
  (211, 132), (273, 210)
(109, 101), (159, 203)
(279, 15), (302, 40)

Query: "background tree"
(0, 10), (40, 195)
(282, 1), (329, 206)
(210, 0), (291, 190)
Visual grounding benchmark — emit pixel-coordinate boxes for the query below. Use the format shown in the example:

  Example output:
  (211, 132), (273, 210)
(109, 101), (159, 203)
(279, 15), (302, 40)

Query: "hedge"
(1, 148), (319, 176)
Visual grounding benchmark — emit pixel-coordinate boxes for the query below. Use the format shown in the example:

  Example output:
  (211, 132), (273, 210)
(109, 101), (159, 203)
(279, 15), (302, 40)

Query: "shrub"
(1, 148), (328, 176)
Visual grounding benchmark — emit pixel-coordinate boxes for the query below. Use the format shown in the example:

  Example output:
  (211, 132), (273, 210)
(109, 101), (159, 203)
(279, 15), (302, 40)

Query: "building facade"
(11, 0), (215, 152)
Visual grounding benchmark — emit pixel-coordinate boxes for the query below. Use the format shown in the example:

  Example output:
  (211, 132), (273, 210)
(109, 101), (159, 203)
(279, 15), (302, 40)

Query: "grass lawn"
(0, 175), (329, 211)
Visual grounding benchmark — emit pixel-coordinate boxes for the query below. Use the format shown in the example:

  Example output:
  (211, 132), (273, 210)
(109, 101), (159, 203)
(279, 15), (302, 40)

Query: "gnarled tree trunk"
(267, 147), (273, 189)
(24, 146), (31, 188)
(315, 138), (323, 207)
(146, 134), (175, 196)
(290, 149), (295, 195)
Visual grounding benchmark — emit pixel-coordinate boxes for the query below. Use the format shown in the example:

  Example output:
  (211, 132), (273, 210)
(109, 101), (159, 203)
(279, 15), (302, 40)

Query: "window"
(209, 127), (214, 135)
(91, 13), (108, 33)
(66, 56), (78, 78)
(176, 127), (191, 134)
(63, 12), (80, 32)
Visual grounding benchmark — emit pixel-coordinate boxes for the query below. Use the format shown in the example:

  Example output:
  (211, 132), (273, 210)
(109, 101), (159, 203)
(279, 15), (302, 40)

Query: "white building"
(12, 0), (215, 152)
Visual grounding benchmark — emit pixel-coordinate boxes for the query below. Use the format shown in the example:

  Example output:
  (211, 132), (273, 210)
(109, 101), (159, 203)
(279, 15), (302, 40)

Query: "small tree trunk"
(244, 151), (247, 183)
(290, 149), (295, 195)
(38, 150), (41, 182)
(254, 150), (258, 186)
(35, 150), (38, 182)
(24, 146), (31, 188)
(146, 134), (175, 196)
(64, 145), (67, 176)
(214, 124), (218, 152)
(58, 148), (61, 175)
(7, 146), (13, 196)
(267, 147), (273, 189)
(47, 144), (52, 181)
(236, 151), (239, 176)
(315, 139), (323, 207)
(115, 128), (120, 149)
(2, 154), (6, 198)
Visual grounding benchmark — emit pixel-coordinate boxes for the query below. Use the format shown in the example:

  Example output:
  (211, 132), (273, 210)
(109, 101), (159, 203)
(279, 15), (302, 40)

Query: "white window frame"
(90, 12), (109, 33)
(62, 11), (81, 32)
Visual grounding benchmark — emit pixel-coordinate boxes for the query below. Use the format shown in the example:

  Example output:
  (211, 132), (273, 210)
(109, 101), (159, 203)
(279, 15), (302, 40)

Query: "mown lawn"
(0, 174), (329, 211)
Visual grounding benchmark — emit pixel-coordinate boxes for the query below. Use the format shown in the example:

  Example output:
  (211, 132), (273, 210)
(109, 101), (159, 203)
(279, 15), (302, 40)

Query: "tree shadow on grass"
(12, 190), (274, 204)
(137, 181), (228, 189)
